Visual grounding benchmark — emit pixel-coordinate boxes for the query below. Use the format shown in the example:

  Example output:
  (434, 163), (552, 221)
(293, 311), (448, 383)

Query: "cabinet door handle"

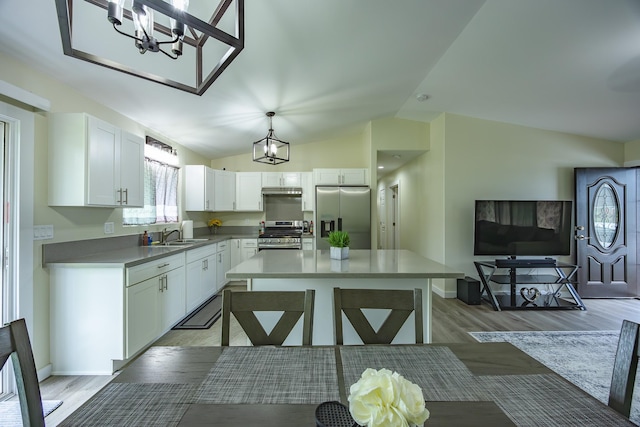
(159, 276), (164, 292)
(164, 275), (168, 290)
(157, 263), (170, 269)
(116, 188), (122, 204)
(123, 188), (128, 205)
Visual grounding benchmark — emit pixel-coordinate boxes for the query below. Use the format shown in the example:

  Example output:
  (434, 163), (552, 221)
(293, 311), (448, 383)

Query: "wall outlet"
(104, 222), (115, 234)
(33, 225), (54, 240)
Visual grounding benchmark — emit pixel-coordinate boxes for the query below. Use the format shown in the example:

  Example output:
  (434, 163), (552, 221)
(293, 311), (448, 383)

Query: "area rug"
(172, 294), (221, 330)
(469, 330), (640, 425)
(0, 399), (63, 427)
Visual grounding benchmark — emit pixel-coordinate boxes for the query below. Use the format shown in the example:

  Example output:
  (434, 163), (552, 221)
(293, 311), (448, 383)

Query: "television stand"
(473, 260), (586, 311)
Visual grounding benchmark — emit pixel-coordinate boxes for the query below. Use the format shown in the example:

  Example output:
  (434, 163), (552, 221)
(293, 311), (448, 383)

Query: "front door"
(574, 167), (638, 297)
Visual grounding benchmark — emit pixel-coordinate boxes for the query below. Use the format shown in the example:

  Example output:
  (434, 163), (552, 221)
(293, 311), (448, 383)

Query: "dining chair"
(333, 287), (423, 345)
(0, 318), (45, 427)
(221, 289), (315, 346)
(608, 319), (640, 418)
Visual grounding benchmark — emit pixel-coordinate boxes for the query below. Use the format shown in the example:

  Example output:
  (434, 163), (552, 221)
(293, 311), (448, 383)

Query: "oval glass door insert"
(593, 183), (619, 249)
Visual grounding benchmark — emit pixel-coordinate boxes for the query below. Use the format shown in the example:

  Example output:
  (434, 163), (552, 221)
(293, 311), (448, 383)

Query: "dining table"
(58, 342), (635, 426)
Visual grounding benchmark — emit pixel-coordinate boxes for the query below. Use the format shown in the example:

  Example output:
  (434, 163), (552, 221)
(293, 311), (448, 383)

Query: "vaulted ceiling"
(1, 0), (639, 166)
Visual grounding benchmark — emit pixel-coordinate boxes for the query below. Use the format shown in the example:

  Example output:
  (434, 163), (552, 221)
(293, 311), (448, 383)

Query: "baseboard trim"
(38, 364), (52, 382)
(432, 285), (457, 299)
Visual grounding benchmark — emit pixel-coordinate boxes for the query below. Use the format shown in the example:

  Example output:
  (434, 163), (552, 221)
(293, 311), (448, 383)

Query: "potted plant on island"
(328, 230), (350, 260)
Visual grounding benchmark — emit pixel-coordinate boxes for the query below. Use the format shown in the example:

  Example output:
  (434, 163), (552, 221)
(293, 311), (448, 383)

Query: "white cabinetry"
(302, 238), (314, 250)
(49, 253), (186, 375)
(216, 240), (231, 289)
(126, 254), (185, 358)
(235, 172), (262, 211)
(301, 172), (314, 211)
(262, 172), (302, 187)
(185, 165), (215, 211)
(185, 244), (217, 312)
(214, 169), (236, 211)
(230, 239), (241, 268)
(230, 238), (258, 269)
(242, 239), (258, 261)
(313, 168), (368, 186)
(185, 166), (236, 211)
(48, 113), (144, 207)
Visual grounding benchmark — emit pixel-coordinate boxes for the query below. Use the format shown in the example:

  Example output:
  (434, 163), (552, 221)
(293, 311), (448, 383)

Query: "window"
(123, 140), (179, 225)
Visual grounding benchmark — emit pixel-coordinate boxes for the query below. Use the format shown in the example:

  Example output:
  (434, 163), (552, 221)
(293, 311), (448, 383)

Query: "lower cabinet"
(216, 241), (231, 290)
(49, 240), (236, 375)
(126, 276), (162, 359)
(125, 254), (185, 358)
(185, 244), (217, 312)
(302, 238), (314, 250)
(230, 238), (258, 269)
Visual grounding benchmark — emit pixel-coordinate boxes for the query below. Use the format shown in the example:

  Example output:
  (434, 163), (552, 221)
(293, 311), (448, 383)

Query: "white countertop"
(226, 249), (464, 279)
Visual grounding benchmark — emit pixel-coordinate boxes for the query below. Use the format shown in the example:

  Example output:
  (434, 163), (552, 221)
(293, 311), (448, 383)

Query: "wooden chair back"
(609, 319), (640, 418)
(333, 287), (423, 345)
(221, 289), (315, 346)
(0, 318), (45, 427)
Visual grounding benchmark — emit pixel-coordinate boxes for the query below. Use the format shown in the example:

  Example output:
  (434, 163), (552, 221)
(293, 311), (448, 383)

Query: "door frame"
(0, 101), (36, 393)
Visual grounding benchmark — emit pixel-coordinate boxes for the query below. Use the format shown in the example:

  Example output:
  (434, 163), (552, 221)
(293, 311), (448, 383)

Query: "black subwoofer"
(457, 276), (481, 305)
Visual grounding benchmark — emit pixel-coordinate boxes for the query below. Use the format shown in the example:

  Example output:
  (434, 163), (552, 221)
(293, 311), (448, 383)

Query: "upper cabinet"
(214, 169), (236, 211)
(262, 172), (302, 187)
(185, 165), (236, 212)
(301, 172), (314, 211)
(185, 165), (215, 211)
(235, 172), (262, 211)
(313, 168), (368, 186)
(48, 113), (144, 207)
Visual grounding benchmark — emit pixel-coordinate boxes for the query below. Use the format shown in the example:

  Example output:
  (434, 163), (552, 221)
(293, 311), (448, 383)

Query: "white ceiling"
(2, 0), (640, 172)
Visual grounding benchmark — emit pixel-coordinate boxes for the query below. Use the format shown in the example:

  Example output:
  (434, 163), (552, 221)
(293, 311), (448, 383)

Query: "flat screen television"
(473, 200), (573, 256)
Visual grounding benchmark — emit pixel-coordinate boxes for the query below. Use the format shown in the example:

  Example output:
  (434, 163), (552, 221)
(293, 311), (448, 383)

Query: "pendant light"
(252, 112), (290, 165)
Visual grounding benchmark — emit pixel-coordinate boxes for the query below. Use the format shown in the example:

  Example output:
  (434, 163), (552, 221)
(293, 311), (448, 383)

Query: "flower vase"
(330, 246), (349, 260)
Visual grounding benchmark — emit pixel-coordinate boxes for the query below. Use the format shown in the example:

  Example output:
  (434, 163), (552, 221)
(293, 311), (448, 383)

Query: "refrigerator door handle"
(338, 217), (342, 231)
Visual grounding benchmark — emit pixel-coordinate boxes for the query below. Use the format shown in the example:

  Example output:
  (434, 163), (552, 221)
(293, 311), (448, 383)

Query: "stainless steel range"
(258, 220), (303, 250)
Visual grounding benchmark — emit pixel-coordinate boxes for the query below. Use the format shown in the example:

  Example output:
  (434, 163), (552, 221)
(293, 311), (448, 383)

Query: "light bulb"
(170, 0), (189, 37)
(107, 0), (125, 25)
(270, 143), (278, 155)
(172, 0), (189, 11)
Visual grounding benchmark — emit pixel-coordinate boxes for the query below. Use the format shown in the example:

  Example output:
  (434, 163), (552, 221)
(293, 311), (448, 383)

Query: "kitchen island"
(225, 249), (464, 344)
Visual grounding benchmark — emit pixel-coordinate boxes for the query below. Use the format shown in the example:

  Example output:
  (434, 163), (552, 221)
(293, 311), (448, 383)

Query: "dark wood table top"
(59, 343), (635, 426)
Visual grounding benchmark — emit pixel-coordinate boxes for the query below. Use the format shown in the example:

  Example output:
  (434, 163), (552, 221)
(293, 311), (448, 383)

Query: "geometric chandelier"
(253, 112), (290, 165)
(54, 0), (244, 95)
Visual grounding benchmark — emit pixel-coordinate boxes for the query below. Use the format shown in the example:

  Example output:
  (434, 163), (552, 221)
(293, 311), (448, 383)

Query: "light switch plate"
(33, 225), (54, 240)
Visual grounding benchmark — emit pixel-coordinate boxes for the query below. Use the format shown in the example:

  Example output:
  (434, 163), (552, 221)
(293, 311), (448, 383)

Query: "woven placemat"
(194, 346), (341, 404)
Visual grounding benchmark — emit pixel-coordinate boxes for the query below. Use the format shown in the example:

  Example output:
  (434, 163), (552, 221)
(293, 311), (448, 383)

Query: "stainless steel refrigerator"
(316, 186), (371, 250)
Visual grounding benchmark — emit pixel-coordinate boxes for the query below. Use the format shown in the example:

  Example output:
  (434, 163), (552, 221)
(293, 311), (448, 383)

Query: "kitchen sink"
(154, 238), (209, 247)
(148, 243), (190, 248)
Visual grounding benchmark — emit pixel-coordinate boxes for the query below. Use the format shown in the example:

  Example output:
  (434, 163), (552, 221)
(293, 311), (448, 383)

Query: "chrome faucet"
(161, 228), (181, 244)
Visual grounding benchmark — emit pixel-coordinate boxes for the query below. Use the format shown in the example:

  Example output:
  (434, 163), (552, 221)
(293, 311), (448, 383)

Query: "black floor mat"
(172, 294), (221, 330)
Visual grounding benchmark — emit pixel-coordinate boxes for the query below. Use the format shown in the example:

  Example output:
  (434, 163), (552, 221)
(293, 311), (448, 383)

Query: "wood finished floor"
(40, 281), (640, 426)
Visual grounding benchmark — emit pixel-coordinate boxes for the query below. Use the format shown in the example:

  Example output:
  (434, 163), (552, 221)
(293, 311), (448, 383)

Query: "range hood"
(262, 187), (303, 195)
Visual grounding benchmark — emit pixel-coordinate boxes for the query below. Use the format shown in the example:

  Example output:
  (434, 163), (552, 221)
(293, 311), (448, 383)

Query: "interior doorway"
(390, 184), (399, 249)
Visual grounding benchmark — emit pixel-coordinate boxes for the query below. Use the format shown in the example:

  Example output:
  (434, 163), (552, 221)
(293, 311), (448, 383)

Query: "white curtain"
(123, 159), (178, 225)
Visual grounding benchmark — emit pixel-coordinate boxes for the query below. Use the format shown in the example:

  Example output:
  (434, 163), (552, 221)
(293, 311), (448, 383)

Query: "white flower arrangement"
(348, 368), (430, 427)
